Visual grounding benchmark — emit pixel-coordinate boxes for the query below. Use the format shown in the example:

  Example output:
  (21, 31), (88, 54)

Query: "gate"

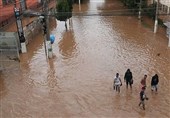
(0, 32), (20, 70)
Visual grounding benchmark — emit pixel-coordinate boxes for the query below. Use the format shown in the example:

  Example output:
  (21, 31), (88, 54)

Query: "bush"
(145, 3), (156, 19)
(56, 0), (72, 21)
(158, 18), (166, 27)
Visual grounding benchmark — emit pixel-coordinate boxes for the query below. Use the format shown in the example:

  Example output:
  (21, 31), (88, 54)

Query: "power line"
(23, 8), (170, 18)
(1, 10), (169, 17)
(1, 6), (167, 13)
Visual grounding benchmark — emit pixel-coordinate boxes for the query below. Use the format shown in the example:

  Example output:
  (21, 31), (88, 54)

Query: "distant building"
(149, 0), (169, 14)
(0, 0), (19, 8)
(148, 0), (170, 21)
(159, 0), (170, 14)
(159, 0), (170, 22)
(0, 0), (12, 6)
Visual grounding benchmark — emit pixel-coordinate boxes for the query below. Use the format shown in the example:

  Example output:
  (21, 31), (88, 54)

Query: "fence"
(23, 17), (42, 45)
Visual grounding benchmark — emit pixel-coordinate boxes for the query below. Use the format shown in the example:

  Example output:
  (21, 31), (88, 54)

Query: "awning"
(164, 22), (170, 28)
(160, 0), (170, 7)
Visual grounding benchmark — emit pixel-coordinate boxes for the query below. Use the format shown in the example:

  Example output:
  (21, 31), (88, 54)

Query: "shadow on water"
(0, 72), (7, 99)
(46, 58), (59, 89)
(58, 30), (77, 59)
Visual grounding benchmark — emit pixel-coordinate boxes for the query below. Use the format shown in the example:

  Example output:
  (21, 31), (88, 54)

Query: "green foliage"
(121, 0), (147, 9)
(126, 0), (137, 8)
(67, 0), (73, 10)
(121, 0), (137, 8)
(56, 0), (73, 21)
(158, 18), (166, 27)
(73, 0), (84, 4)
(121, 0), (126, 6)
(145, 3), (156, 19)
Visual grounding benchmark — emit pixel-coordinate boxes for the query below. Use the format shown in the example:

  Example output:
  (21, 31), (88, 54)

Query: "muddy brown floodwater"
(0, 0), (170, 117)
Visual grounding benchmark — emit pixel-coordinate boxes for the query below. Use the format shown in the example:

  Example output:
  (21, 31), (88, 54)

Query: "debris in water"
(157, 53), (160, 56)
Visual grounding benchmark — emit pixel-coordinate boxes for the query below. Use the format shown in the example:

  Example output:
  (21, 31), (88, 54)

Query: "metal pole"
(168, 34), (170, 47)
(79, 0), (81, 11)
(20, 0), (27, 12)
(43, 0), (49, 41)
(154, 0), (159, 33)
(42, 0), (47, 57)
(43, 0), (52, 58)
(14, 2), (27, 53)
(138, 0), (142, 19)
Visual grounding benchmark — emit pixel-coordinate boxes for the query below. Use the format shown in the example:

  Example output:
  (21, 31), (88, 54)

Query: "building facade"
(160, 0), (170, 14)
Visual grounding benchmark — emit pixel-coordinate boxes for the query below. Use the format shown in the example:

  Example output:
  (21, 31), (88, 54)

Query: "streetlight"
(79, 0), (81, 11)
(138, 0), (142, 19)
(43, 0), (53, 58)
(154, 0), (159, 33)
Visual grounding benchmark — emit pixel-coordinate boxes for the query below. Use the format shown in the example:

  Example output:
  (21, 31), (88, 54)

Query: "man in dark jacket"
(151, 74), (159, 92)
(124, 69), (133, 89)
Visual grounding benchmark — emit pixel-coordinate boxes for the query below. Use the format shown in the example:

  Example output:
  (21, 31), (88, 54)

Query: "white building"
(149, 0), (170, 14)
(159, 0), (170, 14)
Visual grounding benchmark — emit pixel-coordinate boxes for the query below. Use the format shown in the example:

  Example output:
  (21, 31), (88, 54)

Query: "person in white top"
(113, 73), (122, 93)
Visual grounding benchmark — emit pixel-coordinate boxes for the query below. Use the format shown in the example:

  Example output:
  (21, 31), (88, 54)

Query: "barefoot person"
(151, 74), (159, 92)
(139, 86), (148, 110)
(124, 69), (133, 89)
(113, 73), (122, 93)
(141, 74), (147, 87)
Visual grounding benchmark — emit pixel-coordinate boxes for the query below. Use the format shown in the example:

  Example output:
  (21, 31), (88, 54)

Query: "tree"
(145, 3), (156, 19)
(56, 0), (73, 30)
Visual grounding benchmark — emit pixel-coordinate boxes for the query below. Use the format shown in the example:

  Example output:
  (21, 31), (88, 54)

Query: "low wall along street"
(0, 32), (20, 70)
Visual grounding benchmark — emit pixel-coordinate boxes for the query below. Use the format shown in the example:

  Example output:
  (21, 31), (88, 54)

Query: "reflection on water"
(46, 58), (58, 89)
(58, 30), (77, 59)
(0, 72), (7, 99)
(0, 0), (170, 117)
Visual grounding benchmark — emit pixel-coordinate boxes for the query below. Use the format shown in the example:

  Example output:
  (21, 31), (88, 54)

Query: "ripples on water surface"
(1, 0), (170, 117)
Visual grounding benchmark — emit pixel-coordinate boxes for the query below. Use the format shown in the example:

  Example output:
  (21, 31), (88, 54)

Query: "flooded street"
(1, 0), (170, 117)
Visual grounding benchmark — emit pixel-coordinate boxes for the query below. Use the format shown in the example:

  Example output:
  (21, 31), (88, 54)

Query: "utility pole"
(22, 0), (53, 58)
(43, 0), (53, 58)
(138, 0), (142, 20)
(20, 0), (27, 12)
(154, 0), (159, 33)
(14, 2), (27, 53)
(168, 34), (170, 47)
(79, 0), (81, 11)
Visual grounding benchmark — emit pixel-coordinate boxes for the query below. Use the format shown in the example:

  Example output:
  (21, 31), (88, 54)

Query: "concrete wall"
(23, 18), (42, 45)
(0, 32), (19, 49)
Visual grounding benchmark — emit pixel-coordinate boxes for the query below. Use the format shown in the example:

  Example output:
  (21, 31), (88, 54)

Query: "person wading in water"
(151, 74), (159, 92)
(124, 69), (133, 89)
(113, 73), (122, 93)
(139, 86), (149, 110)
(141, 74), (147, 87)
